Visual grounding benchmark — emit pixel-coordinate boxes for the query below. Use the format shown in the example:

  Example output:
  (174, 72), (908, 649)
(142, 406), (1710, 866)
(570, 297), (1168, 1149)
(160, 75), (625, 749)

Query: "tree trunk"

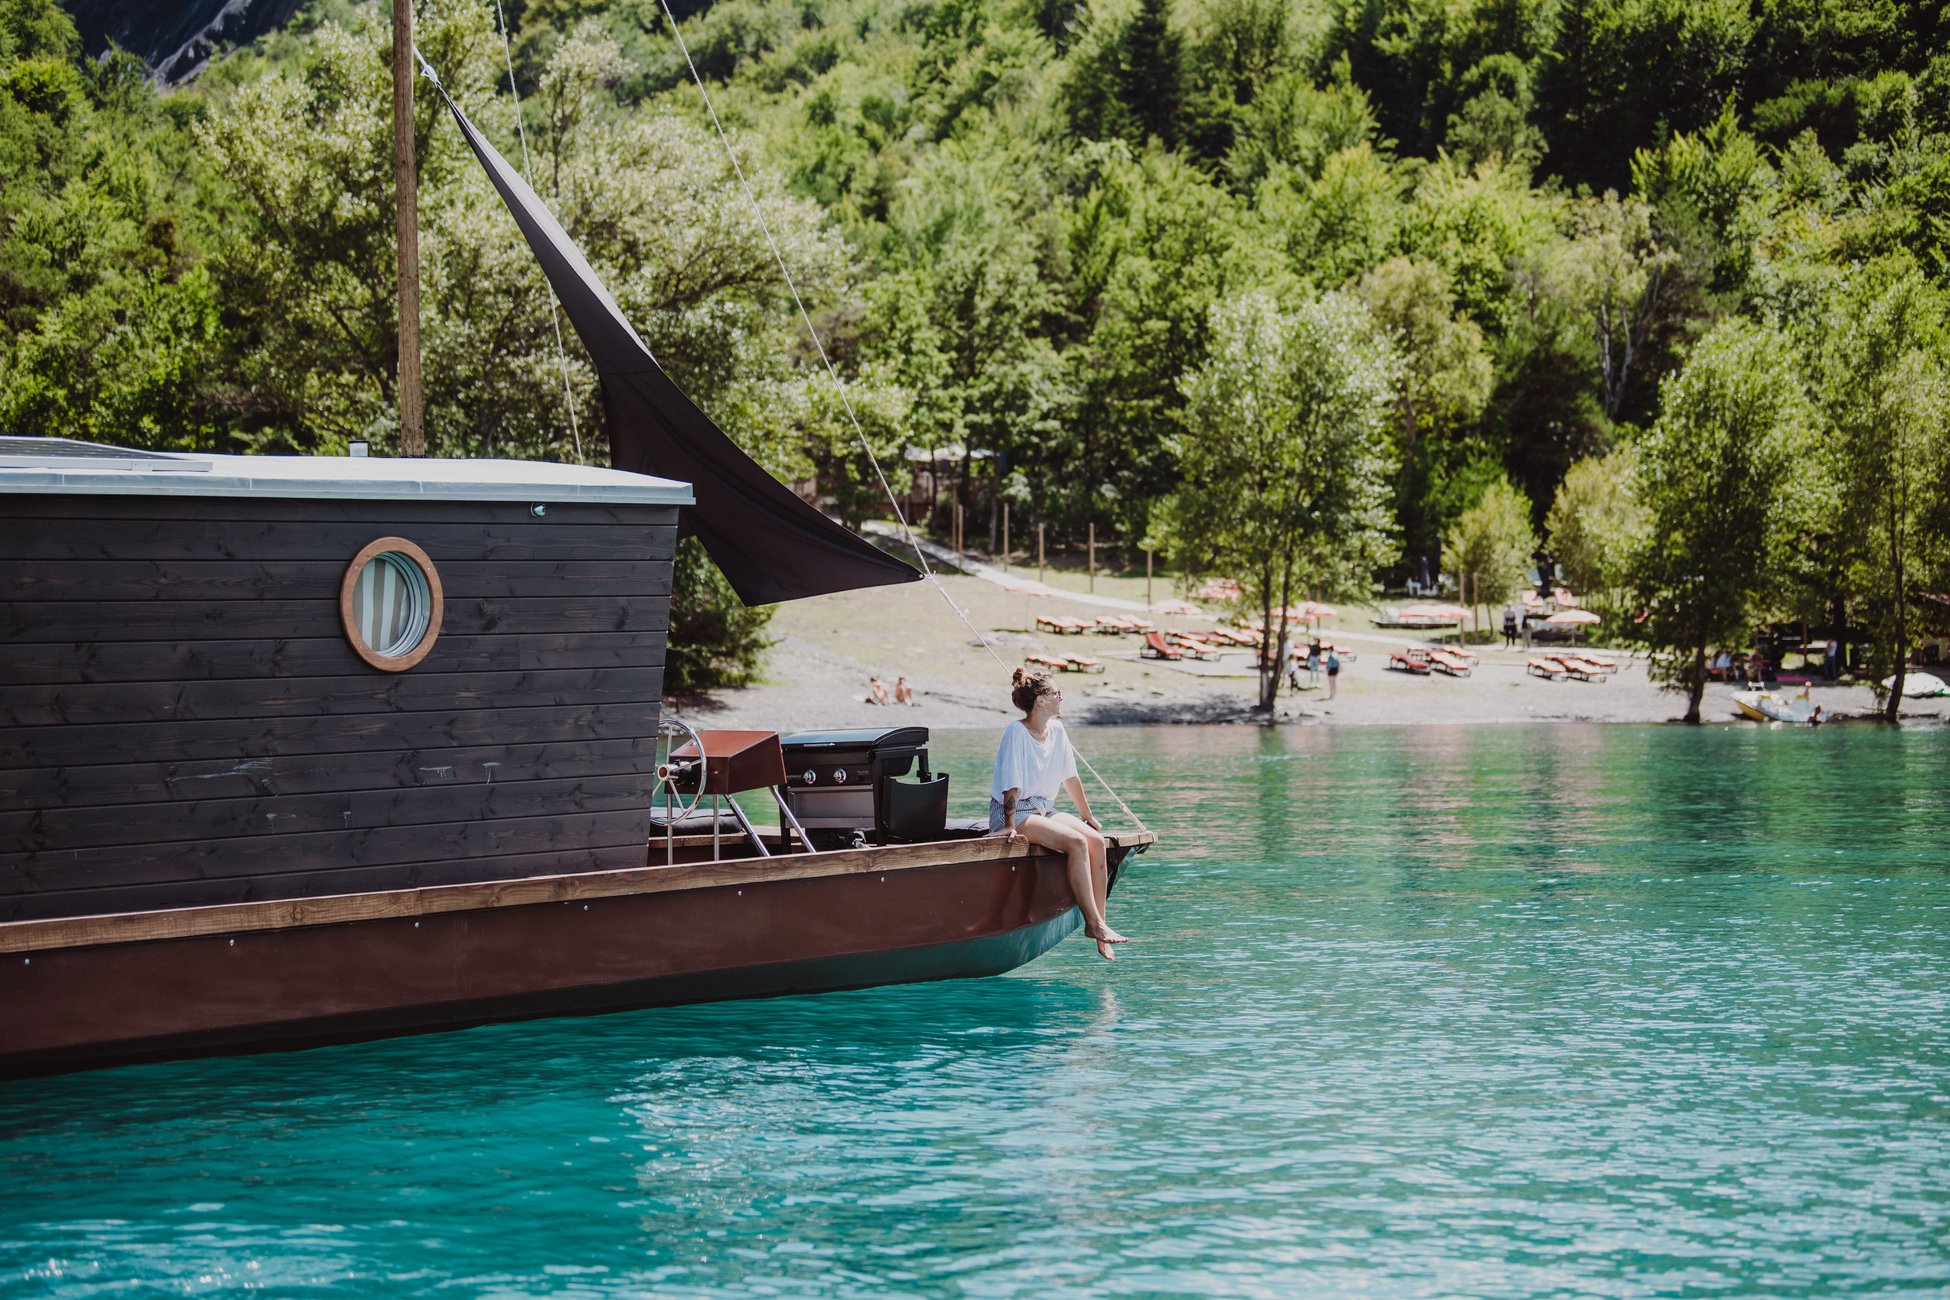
(988, 452), (1003, 552)
(1684, 635), (1707, 724)
(1886, 495), (1907, 724)
(1256, 559), (1277, 712)
(1264, 554), (1293, 714)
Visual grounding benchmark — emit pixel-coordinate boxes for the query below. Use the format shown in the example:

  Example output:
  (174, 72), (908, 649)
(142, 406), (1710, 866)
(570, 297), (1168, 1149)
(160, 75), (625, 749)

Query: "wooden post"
(1037, 523), (1045, 585)
(1088, 522), (1096, 592)
(1146, 547), (1153, 610)
(953, 499), (962, 557)
(1002, 502), (1010, 570)
(393, 0), (424, 458)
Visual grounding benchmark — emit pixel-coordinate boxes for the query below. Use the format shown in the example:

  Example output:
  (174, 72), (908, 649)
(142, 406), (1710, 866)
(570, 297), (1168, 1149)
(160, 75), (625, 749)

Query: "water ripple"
(2, 725), (1947, 1296)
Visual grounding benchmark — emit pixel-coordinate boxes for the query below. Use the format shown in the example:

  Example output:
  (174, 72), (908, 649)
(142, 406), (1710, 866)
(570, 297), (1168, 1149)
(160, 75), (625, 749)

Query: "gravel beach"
(672, 560), (1950, 734)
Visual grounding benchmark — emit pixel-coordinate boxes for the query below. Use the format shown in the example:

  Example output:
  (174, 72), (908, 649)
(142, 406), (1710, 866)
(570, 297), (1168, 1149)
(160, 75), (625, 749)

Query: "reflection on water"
(3, 724), (1948, 1297)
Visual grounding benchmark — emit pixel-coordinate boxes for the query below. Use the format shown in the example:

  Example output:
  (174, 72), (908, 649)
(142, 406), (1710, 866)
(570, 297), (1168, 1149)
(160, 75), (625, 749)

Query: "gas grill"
(779, 726), (946, 847)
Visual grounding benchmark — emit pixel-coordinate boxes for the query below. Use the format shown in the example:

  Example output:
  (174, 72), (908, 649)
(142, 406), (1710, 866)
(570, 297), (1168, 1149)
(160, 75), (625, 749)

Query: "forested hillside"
(5, 0), (1948, 705)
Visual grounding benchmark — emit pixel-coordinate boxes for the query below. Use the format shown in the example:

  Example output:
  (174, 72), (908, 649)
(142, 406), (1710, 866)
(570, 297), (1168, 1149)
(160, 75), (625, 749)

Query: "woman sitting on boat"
(989, 668), (1130, 960)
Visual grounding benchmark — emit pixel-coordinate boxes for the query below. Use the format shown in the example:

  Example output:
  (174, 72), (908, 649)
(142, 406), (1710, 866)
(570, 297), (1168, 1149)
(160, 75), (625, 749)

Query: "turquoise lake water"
(3, 723), (1948, 1297)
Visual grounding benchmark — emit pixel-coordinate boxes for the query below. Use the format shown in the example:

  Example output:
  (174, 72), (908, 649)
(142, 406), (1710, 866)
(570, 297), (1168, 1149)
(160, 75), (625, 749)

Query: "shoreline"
(670, 566), (1950, 734)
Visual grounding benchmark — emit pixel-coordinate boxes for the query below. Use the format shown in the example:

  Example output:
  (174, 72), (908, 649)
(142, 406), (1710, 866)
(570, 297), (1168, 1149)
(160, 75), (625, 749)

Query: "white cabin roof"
(0, 438), (693, 507)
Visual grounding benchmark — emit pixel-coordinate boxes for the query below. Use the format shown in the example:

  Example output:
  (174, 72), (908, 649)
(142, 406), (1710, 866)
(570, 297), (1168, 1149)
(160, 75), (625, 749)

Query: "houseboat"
(0, 439), (1149, 1078)
(0, 65), (1153, 1080)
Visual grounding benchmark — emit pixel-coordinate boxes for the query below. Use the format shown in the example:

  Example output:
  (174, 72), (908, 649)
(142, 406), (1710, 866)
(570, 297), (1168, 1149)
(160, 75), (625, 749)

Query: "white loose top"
(989, 718), (1078, 803)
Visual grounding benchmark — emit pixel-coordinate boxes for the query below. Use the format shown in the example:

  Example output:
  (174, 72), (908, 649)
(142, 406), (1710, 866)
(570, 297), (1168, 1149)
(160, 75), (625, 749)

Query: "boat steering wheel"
(647, 716), (706, 828)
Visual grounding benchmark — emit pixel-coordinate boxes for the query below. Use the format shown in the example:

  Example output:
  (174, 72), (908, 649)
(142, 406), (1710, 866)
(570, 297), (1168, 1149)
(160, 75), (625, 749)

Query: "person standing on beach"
(987, 668), (1127, 961)
(1326, 647), (1341, 699)
(1307, 638), (1322, 689)
(1503, 605), (1517, 648)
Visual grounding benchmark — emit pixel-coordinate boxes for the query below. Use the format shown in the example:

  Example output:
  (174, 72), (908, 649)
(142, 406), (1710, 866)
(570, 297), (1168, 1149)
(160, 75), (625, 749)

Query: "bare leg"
(1051, 813), (1125, 945)
(1017, 815), (1117, 959)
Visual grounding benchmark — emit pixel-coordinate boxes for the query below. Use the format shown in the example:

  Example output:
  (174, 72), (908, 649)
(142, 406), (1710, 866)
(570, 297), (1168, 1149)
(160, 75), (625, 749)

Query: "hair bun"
(1011, 666), (1028, 687)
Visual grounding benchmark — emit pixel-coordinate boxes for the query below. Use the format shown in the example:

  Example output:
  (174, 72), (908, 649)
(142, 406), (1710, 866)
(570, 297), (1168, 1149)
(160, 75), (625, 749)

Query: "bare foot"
(1085, 925), (1131, 944)
(1095, 937), (1116, 960)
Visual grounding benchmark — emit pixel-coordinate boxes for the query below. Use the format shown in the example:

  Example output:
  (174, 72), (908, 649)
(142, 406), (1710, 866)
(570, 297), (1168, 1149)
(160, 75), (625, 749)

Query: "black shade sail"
(430, 81), (920, 605)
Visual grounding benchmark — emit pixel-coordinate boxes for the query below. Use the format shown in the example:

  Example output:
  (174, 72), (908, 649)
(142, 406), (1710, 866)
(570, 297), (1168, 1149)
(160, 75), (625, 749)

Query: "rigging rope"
(491, 0), (585, 465)
(649, 0), (1146, 833)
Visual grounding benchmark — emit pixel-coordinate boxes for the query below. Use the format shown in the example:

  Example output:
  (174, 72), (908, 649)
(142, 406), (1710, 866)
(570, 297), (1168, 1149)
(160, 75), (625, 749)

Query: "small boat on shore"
(1732, 685), (1819, 725)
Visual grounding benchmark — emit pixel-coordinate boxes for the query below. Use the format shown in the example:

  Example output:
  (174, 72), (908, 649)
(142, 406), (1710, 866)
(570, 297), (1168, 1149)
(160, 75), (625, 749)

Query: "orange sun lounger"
(1388, 647), (1433, 674)
(1141, 631), (1184, 661)
(1527, 656), (1569, 678)
(1561, 655), (1614, 682)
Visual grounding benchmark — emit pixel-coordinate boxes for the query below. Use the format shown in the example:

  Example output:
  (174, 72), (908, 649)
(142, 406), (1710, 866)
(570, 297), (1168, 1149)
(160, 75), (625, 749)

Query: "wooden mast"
(393, 0), (425, 457)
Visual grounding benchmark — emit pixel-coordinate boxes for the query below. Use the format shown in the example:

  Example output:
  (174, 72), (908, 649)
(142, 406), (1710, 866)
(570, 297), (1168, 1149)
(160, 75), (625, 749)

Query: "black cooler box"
(780, 726), (948, 847)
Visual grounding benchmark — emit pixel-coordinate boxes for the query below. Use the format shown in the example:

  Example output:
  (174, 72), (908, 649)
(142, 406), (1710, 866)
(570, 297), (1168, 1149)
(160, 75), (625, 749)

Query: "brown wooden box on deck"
(672, 730), (787, 796)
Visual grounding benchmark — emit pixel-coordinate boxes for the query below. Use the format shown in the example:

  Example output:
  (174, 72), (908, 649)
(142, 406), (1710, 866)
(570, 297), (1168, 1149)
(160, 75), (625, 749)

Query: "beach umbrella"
(1300, 602), (1338, 619)
(1546, 607), (1601, 645)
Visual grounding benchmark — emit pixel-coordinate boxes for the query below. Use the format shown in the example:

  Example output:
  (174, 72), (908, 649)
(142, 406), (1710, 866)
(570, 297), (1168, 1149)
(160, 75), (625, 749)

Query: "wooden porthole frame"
(339, 537), (444, 672)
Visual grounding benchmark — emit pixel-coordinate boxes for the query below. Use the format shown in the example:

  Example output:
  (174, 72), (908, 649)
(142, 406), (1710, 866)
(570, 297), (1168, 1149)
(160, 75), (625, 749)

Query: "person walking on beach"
(1325, 647), (1341, 699)
(987, 668), (1127, 961)
(1503, 605), (1517, 648)
(1307, 638), (1322, 690)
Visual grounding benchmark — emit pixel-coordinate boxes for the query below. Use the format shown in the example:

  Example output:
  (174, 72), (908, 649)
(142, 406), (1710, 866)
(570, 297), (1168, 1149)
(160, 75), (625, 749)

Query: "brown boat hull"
(0, 838), (1142, 1079)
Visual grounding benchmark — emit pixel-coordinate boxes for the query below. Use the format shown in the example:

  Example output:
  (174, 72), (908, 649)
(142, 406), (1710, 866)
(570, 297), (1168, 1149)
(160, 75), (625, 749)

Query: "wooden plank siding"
(0, 736), (658, 808)
(0, 632), (662, 686)
(0, 494), (678, 920)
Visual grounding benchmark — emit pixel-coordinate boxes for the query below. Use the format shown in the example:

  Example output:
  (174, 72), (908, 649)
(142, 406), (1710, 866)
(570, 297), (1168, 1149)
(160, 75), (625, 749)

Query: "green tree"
(1544, 443), (1649, 615)
(1223, 65), (1376, 191)
(1059, 0), (1184, 149)
(0, 1), (232, 448)
(1169, 291), (1401, 709)
(1632, 319), (1812, 722)
(1059, 143), (1251, 539)
(1538, 0), (1755, 190)
(1535, 191), (1681, 421)
(1352, 256), (1494, 565)
(664, 536), (777, 694)
(1813, 268), (1950, 720)
(1444, 475), (1536, 636)
(863, 137), (1069, 544)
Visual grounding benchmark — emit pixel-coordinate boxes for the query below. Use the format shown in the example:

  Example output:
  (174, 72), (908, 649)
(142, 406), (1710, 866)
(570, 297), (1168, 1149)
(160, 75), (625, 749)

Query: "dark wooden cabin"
(0, 438), (690, 922)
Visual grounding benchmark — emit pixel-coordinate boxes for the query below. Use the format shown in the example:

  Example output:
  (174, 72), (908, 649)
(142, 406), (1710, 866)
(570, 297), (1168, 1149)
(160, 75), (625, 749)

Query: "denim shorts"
(988, 795), (1055, 831)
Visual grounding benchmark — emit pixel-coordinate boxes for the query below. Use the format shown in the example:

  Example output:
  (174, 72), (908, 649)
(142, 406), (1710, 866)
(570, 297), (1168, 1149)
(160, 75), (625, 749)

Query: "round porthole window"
(340, 537), (443, 671)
